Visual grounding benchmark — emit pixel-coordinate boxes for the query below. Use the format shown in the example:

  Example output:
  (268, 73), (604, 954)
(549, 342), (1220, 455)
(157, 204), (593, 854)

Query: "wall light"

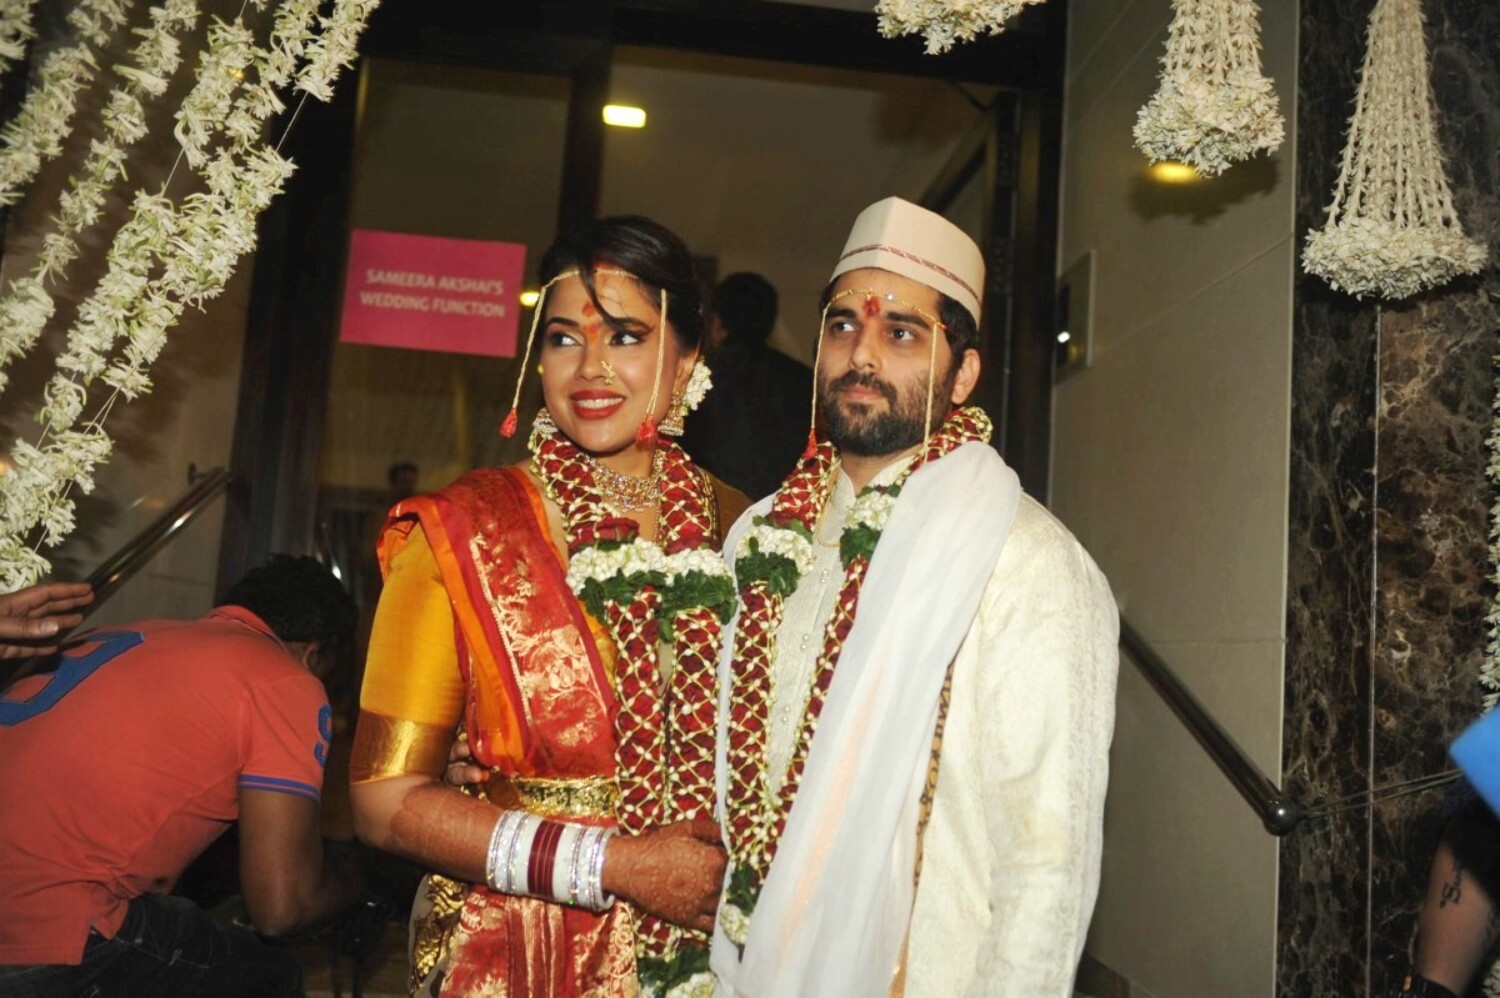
(1057, 330), (1071, 344)
(1148, 160), (1200, 184)
(603, 104), (647, 128)
(519, 290), (540, 308)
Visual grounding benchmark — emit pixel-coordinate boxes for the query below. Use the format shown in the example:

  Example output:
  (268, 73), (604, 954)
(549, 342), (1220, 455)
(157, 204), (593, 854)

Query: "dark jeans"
(0, 893), (301, 997)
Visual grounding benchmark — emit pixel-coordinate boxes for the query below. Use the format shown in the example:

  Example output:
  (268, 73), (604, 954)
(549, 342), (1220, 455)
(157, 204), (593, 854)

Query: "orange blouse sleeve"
(349, 526), (464, 783)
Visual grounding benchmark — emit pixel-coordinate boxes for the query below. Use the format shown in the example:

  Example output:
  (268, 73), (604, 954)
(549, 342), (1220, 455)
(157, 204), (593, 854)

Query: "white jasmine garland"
(1483, 352), (1500, 712)
(0, 0), (372, 585)
(662, 546), (732, 586)
(0, 0), (135, 206)
(848, 488), (897, 532)
(295, 0), (380, 102)
(566, 538), (670, 594)
(1302, 0), (1486, 299)
(682, 359), (711, 412)
(173, 18), (255, 167)
(0, 0), (39, 67)
(875, 0), (1045, 56)
(738, 519), (817, 576)
(719, 901), (751, 946)
(662, 971), (717, 998)
(0, 0), (199, 389)
(1133, 0), (1284, 177)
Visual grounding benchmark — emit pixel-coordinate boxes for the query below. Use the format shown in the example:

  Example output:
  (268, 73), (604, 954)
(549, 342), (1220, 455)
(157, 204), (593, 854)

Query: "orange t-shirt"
(0, 607), (331, 966)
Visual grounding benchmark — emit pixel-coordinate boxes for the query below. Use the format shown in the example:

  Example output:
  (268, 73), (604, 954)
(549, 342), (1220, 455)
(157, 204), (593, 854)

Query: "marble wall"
(1280, 1), (1500, 993)
(1052, 1), (1296, 995)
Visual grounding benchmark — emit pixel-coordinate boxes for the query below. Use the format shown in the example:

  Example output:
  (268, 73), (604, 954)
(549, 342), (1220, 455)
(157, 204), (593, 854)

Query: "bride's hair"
(538, 216), (704, 351)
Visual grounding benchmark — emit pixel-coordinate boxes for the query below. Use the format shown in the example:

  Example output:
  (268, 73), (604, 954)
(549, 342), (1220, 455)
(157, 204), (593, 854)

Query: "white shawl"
(712, 441), (1021, 997)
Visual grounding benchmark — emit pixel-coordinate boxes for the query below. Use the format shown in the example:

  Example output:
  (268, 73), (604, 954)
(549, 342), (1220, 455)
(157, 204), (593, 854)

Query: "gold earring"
(659, 391), (687, 437)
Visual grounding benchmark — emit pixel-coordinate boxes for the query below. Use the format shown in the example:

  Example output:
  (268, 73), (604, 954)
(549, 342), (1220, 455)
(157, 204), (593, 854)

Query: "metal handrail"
(1119, 618), (1303, 835)
(81, 467), (232, 618)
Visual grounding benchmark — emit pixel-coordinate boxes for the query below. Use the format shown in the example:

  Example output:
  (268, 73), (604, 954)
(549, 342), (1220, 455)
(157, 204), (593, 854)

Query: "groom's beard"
(819, 367), (956, 457)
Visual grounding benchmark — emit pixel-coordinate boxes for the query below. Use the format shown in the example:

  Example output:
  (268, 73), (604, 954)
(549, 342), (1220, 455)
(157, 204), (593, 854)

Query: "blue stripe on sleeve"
(239, 774), (321, 803)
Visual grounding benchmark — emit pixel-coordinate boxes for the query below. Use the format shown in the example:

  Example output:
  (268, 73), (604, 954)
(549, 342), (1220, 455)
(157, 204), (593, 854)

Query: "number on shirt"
(0, 631), (145, 727)
(314, 703), (333, 767)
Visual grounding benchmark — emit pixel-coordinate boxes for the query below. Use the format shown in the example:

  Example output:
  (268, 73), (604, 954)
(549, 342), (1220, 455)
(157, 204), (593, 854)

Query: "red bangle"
(527, 820), (565, 895)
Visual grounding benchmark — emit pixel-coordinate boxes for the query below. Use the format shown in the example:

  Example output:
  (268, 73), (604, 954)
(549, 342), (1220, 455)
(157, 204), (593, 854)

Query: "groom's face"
(815, 268), (959, 458)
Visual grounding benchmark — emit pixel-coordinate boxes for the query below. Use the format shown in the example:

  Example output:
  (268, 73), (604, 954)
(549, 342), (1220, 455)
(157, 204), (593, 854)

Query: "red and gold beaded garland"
(530, 423), (734, 987)
(720, 406), (993, 942)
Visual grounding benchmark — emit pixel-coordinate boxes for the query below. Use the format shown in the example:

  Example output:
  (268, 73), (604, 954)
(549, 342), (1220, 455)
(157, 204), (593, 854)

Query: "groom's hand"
(603, 817), (726, 932)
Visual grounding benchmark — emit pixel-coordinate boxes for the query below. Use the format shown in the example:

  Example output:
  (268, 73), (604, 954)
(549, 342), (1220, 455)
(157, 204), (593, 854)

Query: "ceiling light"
(519, 290), (540, 308)
(603, 104), (647, 128)
(1148, 161), (1200, 184)
(1057, 331), (1071, 344)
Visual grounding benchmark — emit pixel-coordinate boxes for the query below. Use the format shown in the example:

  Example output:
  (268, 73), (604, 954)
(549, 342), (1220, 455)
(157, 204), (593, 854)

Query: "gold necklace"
(585, 449), (665, 512)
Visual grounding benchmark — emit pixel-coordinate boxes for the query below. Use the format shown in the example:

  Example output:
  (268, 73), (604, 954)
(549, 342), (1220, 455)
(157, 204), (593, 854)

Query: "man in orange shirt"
(0, 556), (364, 997)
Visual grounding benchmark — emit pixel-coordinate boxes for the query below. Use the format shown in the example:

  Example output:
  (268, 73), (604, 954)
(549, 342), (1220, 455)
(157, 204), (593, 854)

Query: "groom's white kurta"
(713, 444), (1118, 998)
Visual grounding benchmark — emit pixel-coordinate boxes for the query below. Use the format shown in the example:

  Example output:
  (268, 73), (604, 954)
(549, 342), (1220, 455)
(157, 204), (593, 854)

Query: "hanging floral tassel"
(1133, 0), (1284, 177)
(1302, 0), (1486, 300)
(801, 429), (818, 461)
(875, 0), (1045, 56)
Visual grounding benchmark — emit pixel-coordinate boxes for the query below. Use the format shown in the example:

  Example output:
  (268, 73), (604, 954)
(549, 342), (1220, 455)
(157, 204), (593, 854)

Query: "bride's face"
(537, 271), (693, 460)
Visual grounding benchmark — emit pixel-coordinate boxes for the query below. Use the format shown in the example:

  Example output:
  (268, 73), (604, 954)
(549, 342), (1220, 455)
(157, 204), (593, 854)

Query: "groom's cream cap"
(830, 196), (985, 323)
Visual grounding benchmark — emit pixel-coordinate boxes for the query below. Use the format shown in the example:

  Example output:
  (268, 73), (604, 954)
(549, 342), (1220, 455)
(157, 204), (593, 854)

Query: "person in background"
(682, 272), (813, 499)
(0, 556), (366, 997)
(1390, 783), (1500, 997)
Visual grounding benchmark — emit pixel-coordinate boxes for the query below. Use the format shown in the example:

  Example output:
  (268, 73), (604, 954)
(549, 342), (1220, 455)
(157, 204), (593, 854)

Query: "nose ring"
(601, 360), (617, 386)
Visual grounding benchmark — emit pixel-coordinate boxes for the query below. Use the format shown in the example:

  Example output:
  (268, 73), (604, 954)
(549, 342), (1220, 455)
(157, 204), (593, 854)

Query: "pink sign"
(340, 229), (526, 357)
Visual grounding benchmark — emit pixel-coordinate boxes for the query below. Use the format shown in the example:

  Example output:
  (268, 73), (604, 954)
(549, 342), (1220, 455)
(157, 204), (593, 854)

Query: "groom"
(711, 196), (1119, 997)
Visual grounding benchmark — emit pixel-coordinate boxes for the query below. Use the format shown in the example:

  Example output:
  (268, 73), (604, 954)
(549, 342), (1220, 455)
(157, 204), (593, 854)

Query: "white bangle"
(586, 827), (617, 912)
(502, 812), (539, 894)
(484, 810), (518, 892)
(551, 823), (583, 906)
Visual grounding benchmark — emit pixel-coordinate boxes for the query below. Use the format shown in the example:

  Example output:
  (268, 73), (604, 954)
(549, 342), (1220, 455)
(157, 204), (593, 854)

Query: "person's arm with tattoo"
(1405, 836), (1496, 996)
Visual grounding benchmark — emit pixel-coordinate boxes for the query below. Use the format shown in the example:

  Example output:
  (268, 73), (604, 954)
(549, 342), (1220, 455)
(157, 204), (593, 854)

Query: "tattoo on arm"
(1439, 856), (1465, 909)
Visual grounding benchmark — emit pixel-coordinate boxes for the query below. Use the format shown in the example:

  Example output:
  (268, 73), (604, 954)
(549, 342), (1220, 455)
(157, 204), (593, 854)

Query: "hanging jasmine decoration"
(1133, 0), (1284, 177)
(0, 0), (40, 70)
(0, 0), (381, 589)
(1302, 0), (1486, 300)
(875, 0), (1046, 55)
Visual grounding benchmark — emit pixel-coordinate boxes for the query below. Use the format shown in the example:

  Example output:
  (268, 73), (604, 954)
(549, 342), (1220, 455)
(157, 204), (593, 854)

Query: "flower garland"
(531, 424), (735, 998)
(875, 0), (1045, 56)
(0, 0), (40, 71)
(0, 0), (133, 207)
(0, 0), (381, 590)
(719, 406), (992, 945)
(1133, 0), (1284, 178)
(1483, 355), (1500, 713)
(0, 0), (200, 393)
(1302, 0), (1486, 300)
(680, 358), (711, 413)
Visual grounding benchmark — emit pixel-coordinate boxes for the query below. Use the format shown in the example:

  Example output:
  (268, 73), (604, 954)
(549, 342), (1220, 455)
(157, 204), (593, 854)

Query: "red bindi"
(862, 294), (881, 318)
